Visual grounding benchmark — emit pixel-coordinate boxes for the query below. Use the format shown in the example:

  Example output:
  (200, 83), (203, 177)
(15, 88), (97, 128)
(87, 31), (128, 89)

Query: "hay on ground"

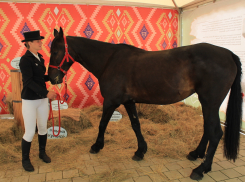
(0, 119), (23, 144)
(0, 102), (211, 173)
(48, 109), (92, 134)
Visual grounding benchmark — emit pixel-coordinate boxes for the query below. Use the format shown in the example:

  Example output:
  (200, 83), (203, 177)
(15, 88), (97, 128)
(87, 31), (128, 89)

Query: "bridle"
(49, 35), (76, 74)
(48, 35), (76, 100)
(48, 35), (76, 137)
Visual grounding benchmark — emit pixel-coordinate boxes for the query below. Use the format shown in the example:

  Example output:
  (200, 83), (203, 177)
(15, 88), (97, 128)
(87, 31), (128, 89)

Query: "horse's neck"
(68, 36), (116, 79)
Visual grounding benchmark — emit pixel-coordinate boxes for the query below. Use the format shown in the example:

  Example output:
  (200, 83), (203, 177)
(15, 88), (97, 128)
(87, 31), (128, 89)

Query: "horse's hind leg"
(90, 100), (119, 154)
(124, 101), (147, 161)
(190, 102), (223, 180)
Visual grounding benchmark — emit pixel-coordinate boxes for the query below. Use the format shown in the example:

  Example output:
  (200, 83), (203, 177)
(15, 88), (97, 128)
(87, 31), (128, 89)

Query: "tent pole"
(172, 0), (180, 13)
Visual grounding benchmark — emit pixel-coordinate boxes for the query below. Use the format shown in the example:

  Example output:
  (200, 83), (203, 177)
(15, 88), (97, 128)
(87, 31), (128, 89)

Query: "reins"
(48, 35), (76, 137)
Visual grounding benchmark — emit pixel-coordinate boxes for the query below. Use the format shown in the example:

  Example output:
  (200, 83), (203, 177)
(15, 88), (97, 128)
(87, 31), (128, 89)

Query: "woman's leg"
(22, 99), (38, 142)
(36, 98), (49, 135)
(21, 99), (39, 171)
(36, 98), (51, 163)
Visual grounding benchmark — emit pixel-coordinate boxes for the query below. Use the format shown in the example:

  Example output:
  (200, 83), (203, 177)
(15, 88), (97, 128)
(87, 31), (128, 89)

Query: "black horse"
(48, 27), (242, 180)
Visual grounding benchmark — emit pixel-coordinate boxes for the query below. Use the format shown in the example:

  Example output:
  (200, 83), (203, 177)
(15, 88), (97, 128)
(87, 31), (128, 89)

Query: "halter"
(49, 35), (76, 74)
(48, 35), (76, 137)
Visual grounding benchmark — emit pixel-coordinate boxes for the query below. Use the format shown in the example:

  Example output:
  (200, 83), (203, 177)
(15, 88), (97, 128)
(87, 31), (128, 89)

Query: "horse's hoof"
(186, 153), (196, 161)
(89, 148), (99, 154)
(132, 155), (143, 161)
(190, 171), (203, 181)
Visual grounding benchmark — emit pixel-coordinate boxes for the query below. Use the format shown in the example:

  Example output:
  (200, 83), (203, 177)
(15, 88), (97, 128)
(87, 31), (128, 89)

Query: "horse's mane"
(117, 43), (142, 50)
(70, 36), (144, 52)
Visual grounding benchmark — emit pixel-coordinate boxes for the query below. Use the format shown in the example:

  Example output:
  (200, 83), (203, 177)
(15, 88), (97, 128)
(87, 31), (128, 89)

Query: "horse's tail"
(224, 52), (242, 161)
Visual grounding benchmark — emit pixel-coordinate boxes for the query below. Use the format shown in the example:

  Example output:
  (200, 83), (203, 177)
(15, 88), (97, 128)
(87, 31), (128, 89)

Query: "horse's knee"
(131, 122), (140, 128)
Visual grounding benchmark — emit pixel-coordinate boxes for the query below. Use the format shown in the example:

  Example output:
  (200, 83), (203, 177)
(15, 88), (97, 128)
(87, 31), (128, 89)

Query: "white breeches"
(22, 98), (49, 142)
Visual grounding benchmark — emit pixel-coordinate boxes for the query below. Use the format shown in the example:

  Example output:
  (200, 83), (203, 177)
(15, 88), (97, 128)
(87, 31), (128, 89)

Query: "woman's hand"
(47, 90), (57, 100)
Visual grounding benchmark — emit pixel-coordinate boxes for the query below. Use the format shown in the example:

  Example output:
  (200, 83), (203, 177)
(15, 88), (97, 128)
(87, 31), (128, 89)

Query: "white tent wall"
(181, 0), (245, 130)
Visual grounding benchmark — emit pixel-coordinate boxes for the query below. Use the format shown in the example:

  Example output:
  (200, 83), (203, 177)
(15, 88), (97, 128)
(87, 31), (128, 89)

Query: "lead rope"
(48, 75), (68, 137)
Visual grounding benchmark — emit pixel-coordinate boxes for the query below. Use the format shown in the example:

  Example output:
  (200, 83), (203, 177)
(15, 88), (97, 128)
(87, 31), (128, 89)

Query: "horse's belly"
(127, 86), (195, 105)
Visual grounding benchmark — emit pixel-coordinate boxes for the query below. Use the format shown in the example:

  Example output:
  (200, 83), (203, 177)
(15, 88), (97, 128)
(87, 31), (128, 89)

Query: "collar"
(24, 50), (45, 67)
(25, 50), (43, 58)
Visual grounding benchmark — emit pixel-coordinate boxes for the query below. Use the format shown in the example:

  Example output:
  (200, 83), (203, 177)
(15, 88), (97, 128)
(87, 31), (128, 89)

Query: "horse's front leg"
(90, 101), (119, 154)
(124, 101), (147, 161)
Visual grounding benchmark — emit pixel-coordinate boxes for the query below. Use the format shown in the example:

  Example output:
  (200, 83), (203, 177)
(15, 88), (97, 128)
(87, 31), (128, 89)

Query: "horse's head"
(48, 27), (75, 84)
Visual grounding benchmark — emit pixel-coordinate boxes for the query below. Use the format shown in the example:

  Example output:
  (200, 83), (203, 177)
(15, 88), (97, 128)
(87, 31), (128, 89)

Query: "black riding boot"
(22, 138), (34, 172)
(38, 134), (51, 163)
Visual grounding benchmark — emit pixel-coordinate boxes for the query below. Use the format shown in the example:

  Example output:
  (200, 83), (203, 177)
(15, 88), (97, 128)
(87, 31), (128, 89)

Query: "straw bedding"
(0, 102), (206, 174)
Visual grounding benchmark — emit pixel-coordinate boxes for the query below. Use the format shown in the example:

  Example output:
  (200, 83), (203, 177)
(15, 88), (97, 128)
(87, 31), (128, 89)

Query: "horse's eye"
(53, 51), (58, 55)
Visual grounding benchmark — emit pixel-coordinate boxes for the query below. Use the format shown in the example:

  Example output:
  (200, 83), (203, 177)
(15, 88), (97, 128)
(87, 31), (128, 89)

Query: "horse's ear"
(59, 27), (64, 37)
(54, 29), (58, 37)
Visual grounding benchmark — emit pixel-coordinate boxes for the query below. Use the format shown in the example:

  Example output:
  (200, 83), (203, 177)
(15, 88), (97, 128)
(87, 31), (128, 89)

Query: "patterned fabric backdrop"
(0, 2), (179, 114)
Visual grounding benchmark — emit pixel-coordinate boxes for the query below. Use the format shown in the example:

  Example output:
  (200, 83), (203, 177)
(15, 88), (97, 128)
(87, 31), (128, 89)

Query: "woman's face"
(29, 40), (43, 51)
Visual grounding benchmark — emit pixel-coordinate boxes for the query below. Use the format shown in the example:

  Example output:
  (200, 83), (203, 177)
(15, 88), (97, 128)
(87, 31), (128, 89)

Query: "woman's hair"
(24, 41), (33, 49)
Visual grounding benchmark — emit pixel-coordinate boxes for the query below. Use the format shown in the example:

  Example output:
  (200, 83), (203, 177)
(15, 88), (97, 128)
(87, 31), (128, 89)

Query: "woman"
(19, 30), (57, 172)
